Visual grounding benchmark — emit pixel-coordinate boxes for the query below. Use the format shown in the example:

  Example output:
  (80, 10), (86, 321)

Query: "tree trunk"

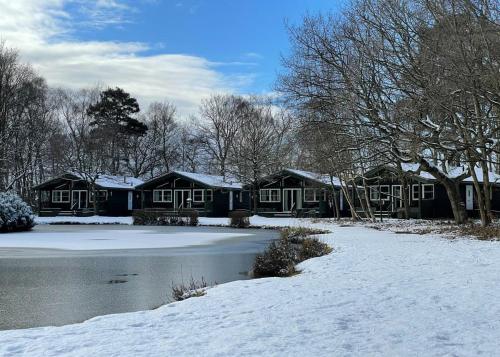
(340, 180), (359, 220)
(419, 159), (468, 224)
(252, 183), (258, 215)
(331, 188), (340, 220)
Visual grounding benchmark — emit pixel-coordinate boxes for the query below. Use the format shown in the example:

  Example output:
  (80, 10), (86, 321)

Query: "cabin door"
(283, 189), (301, 212)
(391, 185), (402, 211)
(466, 185), (474, 210)
(174, 190), (191, 209)
(71, 190), (88, 210)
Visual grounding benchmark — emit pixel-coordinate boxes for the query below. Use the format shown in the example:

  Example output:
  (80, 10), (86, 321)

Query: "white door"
(71, 190), (87, 209)
(283, 189), (301, 212)
(229, 191), (234, 211)
(174, 190), (191, 209)
(466, 185), (474, 210)
(127, 191), (133, 210)
(392, 185), (402, 211)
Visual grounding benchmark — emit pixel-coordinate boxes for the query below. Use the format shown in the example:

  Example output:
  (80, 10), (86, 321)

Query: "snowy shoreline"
(2, 217), (500, 356)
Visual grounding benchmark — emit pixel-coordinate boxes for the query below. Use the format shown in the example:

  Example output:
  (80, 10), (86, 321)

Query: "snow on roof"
(172, 171), (242, 189)
(94, 175), (144, 190)
(284, 169), (341, 187)
(399, 163), (436, 180)
(399, 163), (500, 184)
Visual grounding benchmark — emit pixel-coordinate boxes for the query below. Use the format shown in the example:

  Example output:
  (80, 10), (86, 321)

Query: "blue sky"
(0, 0), (345, 116)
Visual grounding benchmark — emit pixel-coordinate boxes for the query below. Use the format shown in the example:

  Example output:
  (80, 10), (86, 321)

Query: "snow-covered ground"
(2, 218), (500, 356)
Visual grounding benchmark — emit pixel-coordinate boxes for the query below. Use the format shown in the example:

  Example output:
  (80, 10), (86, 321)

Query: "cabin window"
(304, 188), (320, 202)
(89, 190), (108, 202)
(52, 190), (70, 203)
(412, 184), (434, 200)
(206, 189), (213, 202)
(260, 189), (280, 202)
(153, 189), (172, 202)
(193, 189), (204, 202)
(380, 185), (390, 200)
(422, 184), (434, 200)
(369, 185), (390, 201)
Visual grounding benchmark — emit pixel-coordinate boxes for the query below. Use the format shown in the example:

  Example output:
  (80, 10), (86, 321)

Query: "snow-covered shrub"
(0, 192), (35, 232)
(253, 227), (332, 278)
(298, 238), (332, 261)
(171, 277), (209, 301)
(253, 239), (296, 278)
(229, 210), (250, 228)
(185, 210), (199, 226)
(133, 210), (198, 226)
(281, 227), (329, 244)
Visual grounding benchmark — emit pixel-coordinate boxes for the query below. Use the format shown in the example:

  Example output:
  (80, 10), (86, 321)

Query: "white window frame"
(380, 185), (390, 201)
(89, 190), (108, 203)
(412, 185), (420, 201)
(260, 189), (280, 203)
(206, 189), (213, 202)
(422, 184), (434, 200)
(52, 190), (70, 203)
(304, 188), (320, 202)
(153, 189), (172, 203)
(193, 189), (204, 202)
(369, 185), (390, 201)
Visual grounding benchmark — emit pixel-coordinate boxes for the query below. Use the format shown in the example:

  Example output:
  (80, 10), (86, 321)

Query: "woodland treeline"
(1, 0), (500, 226)
(279, 0), (500, 227)
(0, 42), (295, 206)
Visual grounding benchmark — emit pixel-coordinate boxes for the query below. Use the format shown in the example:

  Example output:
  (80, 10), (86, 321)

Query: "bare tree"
(197, 94), (246, 177)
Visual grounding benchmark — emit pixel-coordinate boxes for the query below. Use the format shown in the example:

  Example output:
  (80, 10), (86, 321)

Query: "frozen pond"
(0, 225), (278, 330)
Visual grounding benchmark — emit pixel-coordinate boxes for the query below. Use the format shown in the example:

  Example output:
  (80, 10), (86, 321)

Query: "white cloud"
(0, 0), (250, 117)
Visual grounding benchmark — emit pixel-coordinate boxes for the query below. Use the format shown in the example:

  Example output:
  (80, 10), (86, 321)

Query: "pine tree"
(87, 87), (147, 173)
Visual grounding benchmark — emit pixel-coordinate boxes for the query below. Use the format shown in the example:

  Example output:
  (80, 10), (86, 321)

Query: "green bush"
(229, 210), (250, 228)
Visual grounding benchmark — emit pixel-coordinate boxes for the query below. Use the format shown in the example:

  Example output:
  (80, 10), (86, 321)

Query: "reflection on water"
(0, 226), (277, 330)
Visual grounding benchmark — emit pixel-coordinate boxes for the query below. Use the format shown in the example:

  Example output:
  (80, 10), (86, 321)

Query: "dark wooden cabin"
(253, 169), (348, 217)
(34, 173), (143, 217)
(353, 164), (500, 219)
(136, 171), (248, 217)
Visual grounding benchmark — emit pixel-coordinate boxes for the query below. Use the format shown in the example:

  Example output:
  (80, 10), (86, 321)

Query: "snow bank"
(2, 219), (500, 356)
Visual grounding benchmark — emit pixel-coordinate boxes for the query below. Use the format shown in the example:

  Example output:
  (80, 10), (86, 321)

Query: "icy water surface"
(0, 225), (278, 330)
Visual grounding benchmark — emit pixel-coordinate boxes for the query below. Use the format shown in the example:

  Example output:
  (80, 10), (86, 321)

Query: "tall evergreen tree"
(87, 87), (147, 174)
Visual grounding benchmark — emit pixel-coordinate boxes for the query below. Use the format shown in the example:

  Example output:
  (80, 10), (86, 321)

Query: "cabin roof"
(138, 170), (243, 190)
(33, 173), (143, 190)
(366, 163), (500, 185)
(284, 169), (341, 187)
(258, 168), (341, 187)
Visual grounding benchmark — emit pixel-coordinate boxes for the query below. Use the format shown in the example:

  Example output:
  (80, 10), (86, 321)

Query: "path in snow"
(1, 219), (500, 356)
